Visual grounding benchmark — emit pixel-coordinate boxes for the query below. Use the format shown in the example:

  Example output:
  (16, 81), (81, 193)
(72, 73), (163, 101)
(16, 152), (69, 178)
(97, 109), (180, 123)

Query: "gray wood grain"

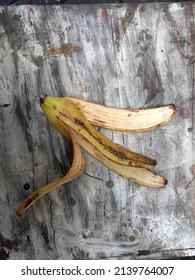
(0, 3), (194, 260)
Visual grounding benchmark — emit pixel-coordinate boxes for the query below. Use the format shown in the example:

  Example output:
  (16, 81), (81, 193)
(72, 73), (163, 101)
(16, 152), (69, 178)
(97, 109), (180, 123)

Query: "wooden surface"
(0, 3), (195, 260)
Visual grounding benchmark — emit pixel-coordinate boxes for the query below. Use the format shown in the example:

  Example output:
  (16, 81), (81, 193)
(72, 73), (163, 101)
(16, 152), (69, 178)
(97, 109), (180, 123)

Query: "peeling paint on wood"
(43, 43), (82, 59)
(0, 3), (195, 260)
(114, 5), (138, 49)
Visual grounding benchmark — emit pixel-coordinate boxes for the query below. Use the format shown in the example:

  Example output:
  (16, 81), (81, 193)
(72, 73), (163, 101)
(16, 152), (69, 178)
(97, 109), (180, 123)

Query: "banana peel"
(17, 96), (176, 216)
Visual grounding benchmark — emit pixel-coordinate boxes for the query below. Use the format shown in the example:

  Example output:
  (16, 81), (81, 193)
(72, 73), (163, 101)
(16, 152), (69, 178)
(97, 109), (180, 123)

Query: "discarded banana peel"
(17, 96), (176, 216)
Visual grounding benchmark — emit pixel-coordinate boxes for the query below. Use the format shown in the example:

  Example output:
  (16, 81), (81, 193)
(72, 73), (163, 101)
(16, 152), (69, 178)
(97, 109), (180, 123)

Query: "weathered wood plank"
(0, 3), (194, 259)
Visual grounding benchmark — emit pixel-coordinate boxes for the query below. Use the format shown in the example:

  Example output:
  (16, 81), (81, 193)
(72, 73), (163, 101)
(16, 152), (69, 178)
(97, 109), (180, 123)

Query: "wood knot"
(179, 107), (189, 119)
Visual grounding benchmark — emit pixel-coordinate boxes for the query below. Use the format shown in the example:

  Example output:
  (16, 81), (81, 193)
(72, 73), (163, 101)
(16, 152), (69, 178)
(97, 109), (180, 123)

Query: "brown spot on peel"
(74, 118), (87, 129)
(43, 43), (81, 59)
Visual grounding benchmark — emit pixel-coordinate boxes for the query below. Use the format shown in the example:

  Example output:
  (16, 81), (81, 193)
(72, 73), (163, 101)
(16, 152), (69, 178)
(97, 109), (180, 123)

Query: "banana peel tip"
(40, 96), (47, 105)
(169, 104), (177, 116)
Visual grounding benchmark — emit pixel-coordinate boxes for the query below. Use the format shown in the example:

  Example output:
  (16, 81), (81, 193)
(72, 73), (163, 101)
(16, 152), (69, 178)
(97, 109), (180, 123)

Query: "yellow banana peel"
(67, 98), (176, 133)
(17, 96), (176, 216)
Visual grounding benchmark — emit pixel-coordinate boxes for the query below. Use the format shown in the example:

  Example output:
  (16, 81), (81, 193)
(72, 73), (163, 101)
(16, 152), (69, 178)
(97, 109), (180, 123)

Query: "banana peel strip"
(69, 128), (167, 188)
(16, 127), (86, 216)
(67, 98), (176, 133)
